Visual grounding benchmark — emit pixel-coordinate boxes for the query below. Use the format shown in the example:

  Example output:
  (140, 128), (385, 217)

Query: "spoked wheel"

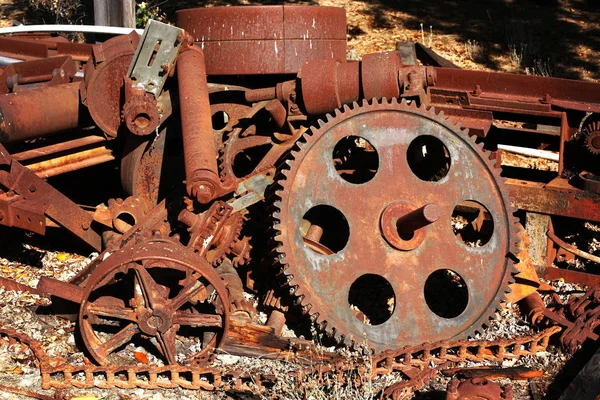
(79, 237), (229, 366)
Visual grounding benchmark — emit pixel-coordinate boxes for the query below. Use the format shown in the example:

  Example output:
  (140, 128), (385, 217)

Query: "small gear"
(122, 94), (160, 136)
(206, 212), (245, 265)
(583, 121), (600, 155)
(272, 98), (518, 351)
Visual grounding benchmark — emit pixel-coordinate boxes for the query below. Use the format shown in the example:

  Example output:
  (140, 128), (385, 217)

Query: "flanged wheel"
(79, 237), (229, 366)
(273, 99), (518, 351)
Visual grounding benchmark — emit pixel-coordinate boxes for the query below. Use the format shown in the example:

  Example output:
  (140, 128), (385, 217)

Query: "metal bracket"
(127, 20), (184, 97)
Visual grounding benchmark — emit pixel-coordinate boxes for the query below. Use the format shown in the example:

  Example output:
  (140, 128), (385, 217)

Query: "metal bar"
(13, 134), (107, 162)
(0, 25), (143, 35)
(538, 265), (600, 287)
(547, 230), (600, 265)
(507, 178), (600, 222)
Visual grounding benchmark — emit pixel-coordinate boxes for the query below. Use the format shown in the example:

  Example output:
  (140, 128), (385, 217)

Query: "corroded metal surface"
(176, 6), (346, 75)
(273, 99), (517, 350)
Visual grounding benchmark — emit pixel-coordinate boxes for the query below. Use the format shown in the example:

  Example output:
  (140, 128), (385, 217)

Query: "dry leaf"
(134, 351), (149, 364)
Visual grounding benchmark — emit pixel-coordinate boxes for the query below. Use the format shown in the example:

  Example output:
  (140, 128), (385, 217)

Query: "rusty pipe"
(0, 82), (80, 143)
(25, 145), (114, 178)
(177, 48), (220, 204)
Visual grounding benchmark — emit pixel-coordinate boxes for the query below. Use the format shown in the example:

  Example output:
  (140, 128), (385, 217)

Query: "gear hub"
(273, 99), (517, 351)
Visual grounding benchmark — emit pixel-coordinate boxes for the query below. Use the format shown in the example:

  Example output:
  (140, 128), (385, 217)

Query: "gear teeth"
(272, 97), (520, 350)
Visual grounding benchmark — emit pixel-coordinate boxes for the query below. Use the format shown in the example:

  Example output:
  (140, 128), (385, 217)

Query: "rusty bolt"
(191, 182), (216, 204)
(81, 221), (90, 231)
(28, 184), (36, 193)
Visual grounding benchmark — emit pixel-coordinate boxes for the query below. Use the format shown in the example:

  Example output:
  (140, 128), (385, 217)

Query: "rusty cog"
(272, 98), (518, 351)
(583, 121), (600, 155)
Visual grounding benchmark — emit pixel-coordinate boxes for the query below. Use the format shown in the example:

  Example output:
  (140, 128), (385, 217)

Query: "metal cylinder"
(361, 51), (402, 100)
(396, 203), (440, 235)
(177, 48), (220, 203)
(0, 82), (80, 143)
(300, 59), (360, 116)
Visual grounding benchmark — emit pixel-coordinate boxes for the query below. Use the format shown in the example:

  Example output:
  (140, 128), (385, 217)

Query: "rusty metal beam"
(507, 178), (600, 222)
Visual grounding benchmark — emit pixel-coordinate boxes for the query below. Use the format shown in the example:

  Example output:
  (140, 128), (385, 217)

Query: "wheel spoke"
(170, 280), (206, 311)
(134, 264), (169, 309)
(95, 323), (139, 359)
(156, 325), (178, 365)
(174, 311), (222, 328)
(86, 301), (137, 323)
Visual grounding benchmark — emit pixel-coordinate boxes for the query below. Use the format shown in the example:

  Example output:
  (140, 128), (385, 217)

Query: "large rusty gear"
(272, 98), (518, 351)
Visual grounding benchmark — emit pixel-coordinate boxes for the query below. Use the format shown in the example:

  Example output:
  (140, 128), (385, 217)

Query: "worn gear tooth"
(333, 108), (342, 118)
(391, 97), (399, 105)
(317, 118), (326, 127)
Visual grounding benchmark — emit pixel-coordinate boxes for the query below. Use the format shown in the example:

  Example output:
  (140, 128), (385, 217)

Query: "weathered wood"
(94, 0), (135, 28)
(526, 212), (551, 266)
(222, 317), (340, 363)
(559, 347), (600, 400)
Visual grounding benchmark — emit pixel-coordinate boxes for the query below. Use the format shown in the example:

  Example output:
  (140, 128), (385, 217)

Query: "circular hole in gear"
(333, 136), (379, 184)
(301, 205), (350, 254)
(424, 269), (468, 318)
(451, 200), (494, 246)
(407, 135), (451, 182)
(212, 111), (229, 131)
(348, 274), (395, 325)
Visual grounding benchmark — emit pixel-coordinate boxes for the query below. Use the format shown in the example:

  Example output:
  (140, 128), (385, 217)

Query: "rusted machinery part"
(176, 5), (346, 75)
(177, 48), (220, 204)
(273, 98), (518, 351)
(300, 52), (436, 116)
(122, 93), (161, 136)
(547, 229), (600, 265)
(0, 81), (80, 143)
(178, 201), (246, 266)
(82, 32), (140, 138)
(216, 100), (305, 191)
(555, 287), (600, 354)
(120, 129), (167, 205)
(217, 259), (255, 317)
(446, 378), (513, 400)
(105, 196), (152, 234)
(78, 236), (230, 366)
(583, 121), (600, 155)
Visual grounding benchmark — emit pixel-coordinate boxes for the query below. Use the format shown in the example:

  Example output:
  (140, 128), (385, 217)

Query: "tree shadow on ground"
(359, 0), (599, 79)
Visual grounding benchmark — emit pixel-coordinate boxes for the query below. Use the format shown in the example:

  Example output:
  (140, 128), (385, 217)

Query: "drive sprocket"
(272, 99), (518, 351)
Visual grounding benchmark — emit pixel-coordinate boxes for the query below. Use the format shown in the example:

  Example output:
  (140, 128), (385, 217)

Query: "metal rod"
(547, 229), (600, 265)
(0, 24), (143, 35)
(13, 134), (107, 162)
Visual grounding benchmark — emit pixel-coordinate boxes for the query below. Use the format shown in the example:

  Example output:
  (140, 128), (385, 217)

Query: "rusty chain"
(0, 325), (559, 395)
